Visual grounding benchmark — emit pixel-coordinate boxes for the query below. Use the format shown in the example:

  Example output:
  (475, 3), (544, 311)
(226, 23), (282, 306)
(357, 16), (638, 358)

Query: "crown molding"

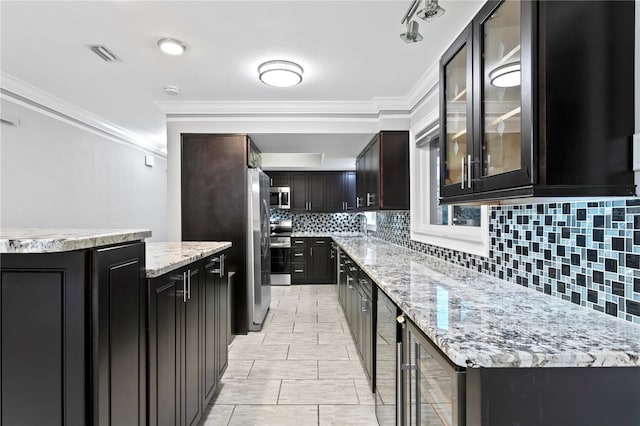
(1, 72), (167, 157)
(158, 63), (439, 121)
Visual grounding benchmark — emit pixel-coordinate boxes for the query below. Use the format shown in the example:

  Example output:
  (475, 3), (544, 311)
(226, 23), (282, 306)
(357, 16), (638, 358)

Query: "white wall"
(1, 99), (168, 241)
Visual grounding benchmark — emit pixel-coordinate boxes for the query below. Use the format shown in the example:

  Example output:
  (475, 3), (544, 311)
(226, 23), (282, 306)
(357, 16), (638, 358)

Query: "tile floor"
(201, 284), (380, 426)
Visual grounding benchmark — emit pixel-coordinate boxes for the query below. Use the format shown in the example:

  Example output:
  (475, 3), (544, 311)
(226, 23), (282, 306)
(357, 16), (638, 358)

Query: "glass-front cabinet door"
(473, 0), (534, 193)
(404, 319), (466, 426)
(439, 24), (474, 198)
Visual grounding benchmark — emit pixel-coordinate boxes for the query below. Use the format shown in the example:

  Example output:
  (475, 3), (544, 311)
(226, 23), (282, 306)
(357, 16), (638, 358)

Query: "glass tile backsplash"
(270, 210), (362, 233)
(372, 199), (640, 324)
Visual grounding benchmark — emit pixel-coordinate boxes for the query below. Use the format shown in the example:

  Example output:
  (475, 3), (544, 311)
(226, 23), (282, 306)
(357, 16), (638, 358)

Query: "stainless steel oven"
(269, 187), (291, 209)
(270, 220), (292, 285)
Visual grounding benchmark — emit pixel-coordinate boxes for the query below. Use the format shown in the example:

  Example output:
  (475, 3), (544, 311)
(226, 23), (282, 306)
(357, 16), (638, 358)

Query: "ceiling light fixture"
(163, 85), (181, 96)
(489, 62), (521, 87)
(400, 20), (423, 43)
(258, 60), (303, 87)
(416, 0), (446, 21)
(400, 0), (445, 43)
(157, 38), (187, 55)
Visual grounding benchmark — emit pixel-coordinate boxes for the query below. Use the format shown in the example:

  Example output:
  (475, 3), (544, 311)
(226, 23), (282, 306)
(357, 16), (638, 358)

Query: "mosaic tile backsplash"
(371, 199), (640, 324)
(270, 209), (362, 233)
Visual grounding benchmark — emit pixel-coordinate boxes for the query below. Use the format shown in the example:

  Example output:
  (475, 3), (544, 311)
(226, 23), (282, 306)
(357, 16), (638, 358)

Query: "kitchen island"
(0, 228), (150, 426)
(331, 235), (640, 425)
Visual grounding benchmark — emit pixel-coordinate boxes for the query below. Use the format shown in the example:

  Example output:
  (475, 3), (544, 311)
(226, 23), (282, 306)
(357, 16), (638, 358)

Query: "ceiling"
(1, 0), (483, 163)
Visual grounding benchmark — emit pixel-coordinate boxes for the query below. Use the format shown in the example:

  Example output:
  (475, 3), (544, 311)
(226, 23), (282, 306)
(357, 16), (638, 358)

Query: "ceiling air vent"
(87, 45), (122, 62)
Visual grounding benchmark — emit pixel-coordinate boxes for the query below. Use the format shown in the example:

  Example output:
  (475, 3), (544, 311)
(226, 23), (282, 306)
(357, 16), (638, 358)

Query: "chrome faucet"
(353, 212), (368, 237)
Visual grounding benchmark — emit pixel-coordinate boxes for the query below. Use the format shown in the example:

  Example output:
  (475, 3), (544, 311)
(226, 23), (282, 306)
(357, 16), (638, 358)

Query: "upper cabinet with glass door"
(439, 0), (636, 204)
(439, 24), (474, 199)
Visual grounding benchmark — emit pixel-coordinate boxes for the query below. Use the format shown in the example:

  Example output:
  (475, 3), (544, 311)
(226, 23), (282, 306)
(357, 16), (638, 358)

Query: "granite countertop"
(145, 241), (232, 278)
(333, 236), (640, 369)
(0, 228), (152, 253)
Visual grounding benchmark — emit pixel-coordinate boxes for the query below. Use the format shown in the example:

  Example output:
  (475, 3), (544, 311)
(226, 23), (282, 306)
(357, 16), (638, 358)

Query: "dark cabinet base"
(467, 367), (640, 426)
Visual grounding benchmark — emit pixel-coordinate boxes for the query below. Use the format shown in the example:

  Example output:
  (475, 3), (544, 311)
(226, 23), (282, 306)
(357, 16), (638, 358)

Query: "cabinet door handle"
(220, 254), (225, 277)
(315, 240), (325, 244)
(294, 253), (304, 257)
(294, 269), (304, 273)
(182, 272), (187, 303)
(309, 202), (312, 210)
(366, 192), (373, 207)
(396, 341), (403, 424)
(461, 157), (465, 190)
(188, 270), (191, 300)
(310, 247), (313, 256)
(356, 197), (361, 208)
(468, 154), (472, 189)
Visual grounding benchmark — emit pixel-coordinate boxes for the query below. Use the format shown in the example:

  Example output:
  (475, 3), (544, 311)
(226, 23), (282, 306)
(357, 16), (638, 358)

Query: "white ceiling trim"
(157, 60), (439, 121)
(0, 72), (167, 157)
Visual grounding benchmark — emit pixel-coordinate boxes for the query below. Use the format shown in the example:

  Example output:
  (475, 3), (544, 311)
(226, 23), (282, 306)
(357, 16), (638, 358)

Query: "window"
(411, 121), (489, 257)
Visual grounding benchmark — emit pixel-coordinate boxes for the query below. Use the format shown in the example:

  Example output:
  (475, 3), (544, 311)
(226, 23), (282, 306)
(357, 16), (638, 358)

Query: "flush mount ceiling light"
(163, 85), (181, 96)
(489, 62), (521, 87)
(400, 20), (423, 43)
(258, 60), (303, 87)
(157, 38), (187, 55)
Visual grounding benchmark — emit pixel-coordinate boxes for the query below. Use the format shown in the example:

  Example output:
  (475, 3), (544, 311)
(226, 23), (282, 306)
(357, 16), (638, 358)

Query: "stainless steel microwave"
(269, 187), (290, 209)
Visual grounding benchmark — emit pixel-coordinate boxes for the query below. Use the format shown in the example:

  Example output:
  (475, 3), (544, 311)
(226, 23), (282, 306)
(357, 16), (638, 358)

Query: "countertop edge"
(0, 230), (152, 254)
(145, 242), (232, 278)
(332, 236), (640, 369)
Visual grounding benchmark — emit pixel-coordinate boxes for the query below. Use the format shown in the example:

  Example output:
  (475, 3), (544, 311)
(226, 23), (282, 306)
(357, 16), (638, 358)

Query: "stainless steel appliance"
(270, 219), (292, 285)
(269, 186), (291, 209)
(247, 168), (271, 331)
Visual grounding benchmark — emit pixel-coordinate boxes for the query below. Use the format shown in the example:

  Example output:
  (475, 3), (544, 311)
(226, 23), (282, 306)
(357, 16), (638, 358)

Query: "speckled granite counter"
(145, 242), (232, 278)
(0, 228), (152, 253)
(333, 236), (640, 368)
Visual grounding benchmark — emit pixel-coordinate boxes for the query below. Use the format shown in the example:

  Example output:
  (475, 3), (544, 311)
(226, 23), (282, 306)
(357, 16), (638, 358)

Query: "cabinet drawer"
(292, 238), (307, 247)
(291, 248), (306, 258)
(310, 238), (330, 246)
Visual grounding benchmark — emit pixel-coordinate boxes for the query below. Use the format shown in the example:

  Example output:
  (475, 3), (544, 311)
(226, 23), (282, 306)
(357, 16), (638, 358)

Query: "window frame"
(410, 113), (490, 258)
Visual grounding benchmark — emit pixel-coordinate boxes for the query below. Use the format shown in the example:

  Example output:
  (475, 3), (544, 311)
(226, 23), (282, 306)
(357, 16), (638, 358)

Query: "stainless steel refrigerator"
(246, 168), (271, 331)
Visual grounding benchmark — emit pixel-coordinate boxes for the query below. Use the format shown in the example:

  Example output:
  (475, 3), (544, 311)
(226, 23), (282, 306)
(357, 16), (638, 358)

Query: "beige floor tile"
(375, 379), (396, 406)
(259, 322), (295, 333)
(249, 359), (318, 379)
(319, 405), (380, 426)
(294, 322), (345, 333)
(318, 360), (367, 379)
(278, 379), (359, 404)
(318, 332), (357, 345)
(262, 332), (318, 345)
(318, 311), (346, 322)
(271, 312), (318, 323)
(355, 379), (375, 405)
(201, 404), (235, 426)
(287, 344), (350, 360)
(214, 379), (281, 404)
(228, 405), (318, 426)
(228, 344), (289, 360)
(222, 360), (254, 379)
(229, 333), (266, 347)
(347, 343), (360, 360)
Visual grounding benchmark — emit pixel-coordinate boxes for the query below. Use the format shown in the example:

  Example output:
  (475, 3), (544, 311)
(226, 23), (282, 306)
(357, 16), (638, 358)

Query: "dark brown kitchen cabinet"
(291, 172), (327, 212)
(291, 237), (336, 284)
(326, 172), (357, 212)
(440, 0), (636, 204)
(267, 171), (290, 187)
(148, 252), (229, 426)
(356, 131), (410, 211)
(0, 241), (146, 426)
(202, 253), (229, 407)
(181, 133), (249, 334)
(149, 267), (200, 426)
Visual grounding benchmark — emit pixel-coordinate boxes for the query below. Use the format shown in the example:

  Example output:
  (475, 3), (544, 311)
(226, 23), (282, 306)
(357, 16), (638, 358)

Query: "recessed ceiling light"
(157, 38), (186, 55)
(163, 85), (181, 96)
(258, 60), (303, 87)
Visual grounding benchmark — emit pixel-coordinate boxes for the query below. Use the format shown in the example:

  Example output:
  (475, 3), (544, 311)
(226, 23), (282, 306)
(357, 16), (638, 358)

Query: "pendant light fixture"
(258, 60), (304, 87)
